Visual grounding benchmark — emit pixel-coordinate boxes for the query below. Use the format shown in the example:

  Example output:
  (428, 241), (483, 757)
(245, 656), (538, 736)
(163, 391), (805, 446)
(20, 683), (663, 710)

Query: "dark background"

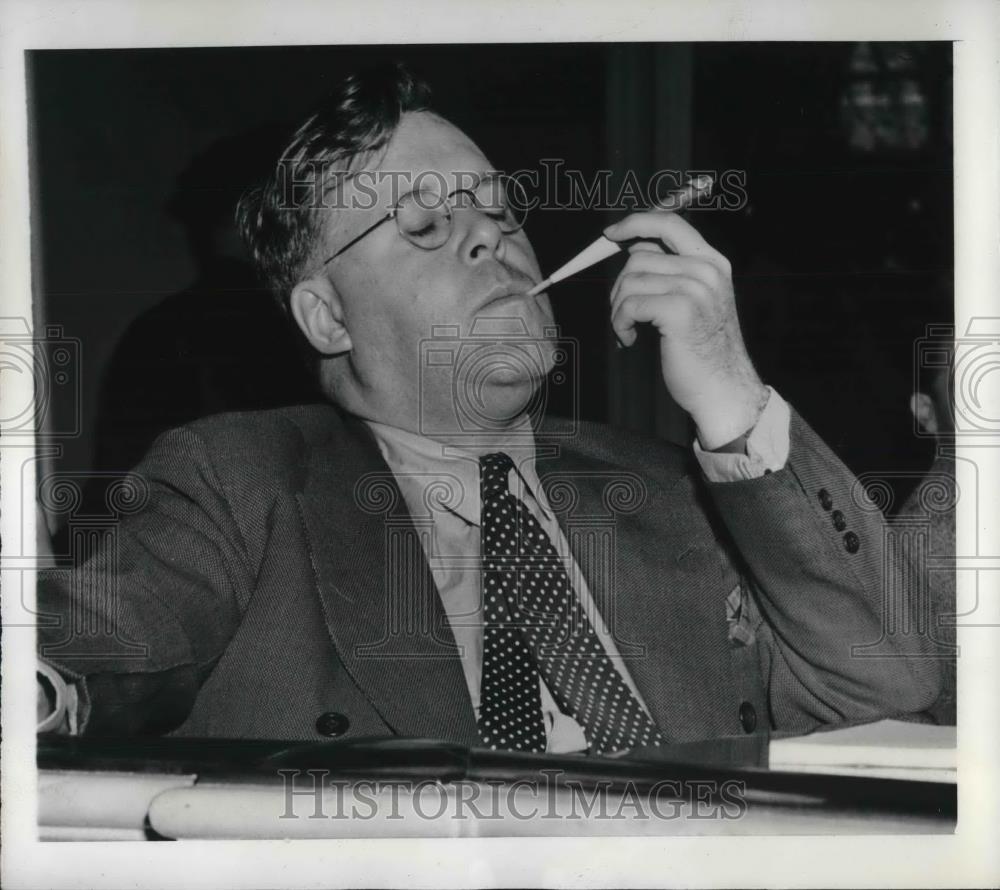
(29, 43), (952, 528)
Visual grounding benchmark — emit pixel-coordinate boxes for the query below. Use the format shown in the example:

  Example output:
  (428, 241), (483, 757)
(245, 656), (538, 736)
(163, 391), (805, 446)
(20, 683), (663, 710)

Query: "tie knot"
(480, 452), (515, 497)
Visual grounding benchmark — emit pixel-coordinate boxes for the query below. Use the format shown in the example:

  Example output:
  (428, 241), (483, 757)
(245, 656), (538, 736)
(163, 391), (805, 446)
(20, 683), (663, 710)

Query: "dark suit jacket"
(38, 404), (941, 743)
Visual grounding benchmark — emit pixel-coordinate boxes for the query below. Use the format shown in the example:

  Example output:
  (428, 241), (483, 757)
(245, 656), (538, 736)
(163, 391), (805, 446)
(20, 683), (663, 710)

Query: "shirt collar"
(364, 415), (552, 527)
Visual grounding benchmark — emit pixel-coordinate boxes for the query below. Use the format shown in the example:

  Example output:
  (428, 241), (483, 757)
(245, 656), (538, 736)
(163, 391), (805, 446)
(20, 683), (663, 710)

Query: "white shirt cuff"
(693, 386), (791, 482)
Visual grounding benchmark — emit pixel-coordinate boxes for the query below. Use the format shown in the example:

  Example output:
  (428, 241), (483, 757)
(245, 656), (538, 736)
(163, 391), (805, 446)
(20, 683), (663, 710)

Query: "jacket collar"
(363, 415), (553, 528)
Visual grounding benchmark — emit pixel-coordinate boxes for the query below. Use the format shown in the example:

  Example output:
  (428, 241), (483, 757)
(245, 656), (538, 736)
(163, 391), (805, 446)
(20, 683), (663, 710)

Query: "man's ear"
(910, 391), (939, 434)
(289, 275), (352, 356)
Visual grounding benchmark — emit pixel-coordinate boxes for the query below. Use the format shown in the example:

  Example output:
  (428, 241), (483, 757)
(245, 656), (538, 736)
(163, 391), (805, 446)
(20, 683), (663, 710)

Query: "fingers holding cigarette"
(525, 175), (715, 296)
(603, 209), (731, 269)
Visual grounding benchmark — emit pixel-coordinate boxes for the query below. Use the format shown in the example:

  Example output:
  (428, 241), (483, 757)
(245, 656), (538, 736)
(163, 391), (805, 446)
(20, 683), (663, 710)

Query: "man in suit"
(37, 63), (940, 753)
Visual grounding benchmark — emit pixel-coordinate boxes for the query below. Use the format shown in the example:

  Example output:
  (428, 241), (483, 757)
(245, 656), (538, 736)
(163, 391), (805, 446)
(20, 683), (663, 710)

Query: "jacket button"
(738, 701), (757, 734)
(315, 711), (350, 738)
(817, 488), (833, 511)
(831, 509), (846, 531)
(843, 531), (860, 554)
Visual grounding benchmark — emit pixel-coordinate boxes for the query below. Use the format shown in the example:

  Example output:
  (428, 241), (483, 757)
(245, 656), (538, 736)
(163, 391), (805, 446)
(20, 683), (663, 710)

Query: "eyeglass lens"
(395, 176), (528, 249)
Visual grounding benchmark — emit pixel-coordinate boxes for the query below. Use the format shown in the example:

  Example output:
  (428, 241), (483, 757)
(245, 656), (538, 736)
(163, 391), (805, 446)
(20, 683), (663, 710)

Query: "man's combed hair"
(236, 62), (431, 305)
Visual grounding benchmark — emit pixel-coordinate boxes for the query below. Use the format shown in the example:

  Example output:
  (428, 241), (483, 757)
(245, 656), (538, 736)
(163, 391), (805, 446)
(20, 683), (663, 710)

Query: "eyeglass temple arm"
(322, 210), (396, 265)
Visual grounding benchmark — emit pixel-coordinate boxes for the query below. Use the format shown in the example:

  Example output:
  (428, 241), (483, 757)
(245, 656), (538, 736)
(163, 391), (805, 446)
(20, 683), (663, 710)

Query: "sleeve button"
(831, 509), (846, 531)
(818, 488), (833, 511)
(843, 531), (860, 554)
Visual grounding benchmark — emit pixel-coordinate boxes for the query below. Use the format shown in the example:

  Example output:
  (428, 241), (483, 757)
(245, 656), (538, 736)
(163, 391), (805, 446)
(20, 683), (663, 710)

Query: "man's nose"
(454, 205), (506, 264)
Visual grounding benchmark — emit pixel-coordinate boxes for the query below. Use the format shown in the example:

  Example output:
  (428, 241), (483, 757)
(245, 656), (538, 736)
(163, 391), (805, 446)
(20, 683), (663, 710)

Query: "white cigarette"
(526, 174), (714, 297)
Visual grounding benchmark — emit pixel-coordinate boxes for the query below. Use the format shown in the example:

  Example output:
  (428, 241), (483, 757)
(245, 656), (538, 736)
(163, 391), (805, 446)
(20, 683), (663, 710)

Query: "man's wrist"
(692, 386), (790, 483)
(692, 381), (771, 452)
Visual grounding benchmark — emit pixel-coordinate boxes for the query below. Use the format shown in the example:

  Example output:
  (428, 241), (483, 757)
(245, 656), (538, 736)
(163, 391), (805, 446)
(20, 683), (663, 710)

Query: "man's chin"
(462, 336), (556, 390)
(454, 373), (543, 433)
(481, 366), (547, 390)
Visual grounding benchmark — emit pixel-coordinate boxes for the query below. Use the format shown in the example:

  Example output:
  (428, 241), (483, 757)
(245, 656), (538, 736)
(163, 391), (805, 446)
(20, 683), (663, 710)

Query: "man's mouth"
(480, 280), (537, 309)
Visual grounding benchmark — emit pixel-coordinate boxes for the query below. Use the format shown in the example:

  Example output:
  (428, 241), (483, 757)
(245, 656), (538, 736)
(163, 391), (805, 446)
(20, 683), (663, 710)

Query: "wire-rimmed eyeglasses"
(322, 173), (529, 265)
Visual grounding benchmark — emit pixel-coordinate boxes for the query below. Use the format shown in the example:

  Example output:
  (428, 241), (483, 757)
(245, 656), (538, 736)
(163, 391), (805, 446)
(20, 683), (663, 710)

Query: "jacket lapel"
(296, 411), (479, 745)
(296, 409), (708, 747)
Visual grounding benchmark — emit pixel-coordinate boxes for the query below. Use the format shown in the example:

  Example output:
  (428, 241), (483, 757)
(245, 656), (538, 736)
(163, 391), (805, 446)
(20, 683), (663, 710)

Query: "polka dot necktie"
(477, 451), (664, 755)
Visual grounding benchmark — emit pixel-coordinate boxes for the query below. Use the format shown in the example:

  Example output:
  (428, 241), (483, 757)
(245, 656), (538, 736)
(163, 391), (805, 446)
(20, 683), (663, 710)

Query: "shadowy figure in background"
(90, 126), (319, 478)
(895, 354), (956, 725)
